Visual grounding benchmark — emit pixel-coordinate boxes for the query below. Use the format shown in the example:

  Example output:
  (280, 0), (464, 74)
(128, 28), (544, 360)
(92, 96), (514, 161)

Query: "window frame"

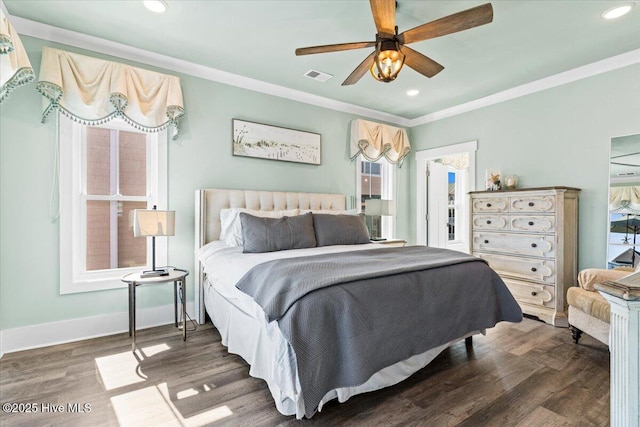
(355, 157), (396, 239)
(59, 116), (168, 294)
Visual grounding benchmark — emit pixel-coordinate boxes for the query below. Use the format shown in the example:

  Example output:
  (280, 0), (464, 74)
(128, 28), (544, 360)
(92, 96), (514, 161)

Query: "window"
(60, 117), (167, 294)
(356, 157), (396, 239)
(447, 170), (465, 243)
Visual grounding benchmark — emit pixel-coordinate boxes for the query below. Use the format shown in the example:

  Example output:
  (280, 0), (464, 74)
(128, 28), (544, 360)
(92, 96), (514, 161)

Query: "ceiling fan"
(295, 0), (493, 86)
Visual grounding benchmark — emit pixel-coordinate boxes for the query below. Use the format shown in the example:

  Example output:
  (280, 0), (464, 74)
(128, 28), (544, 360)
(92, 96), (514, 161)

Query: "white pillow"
(219, 208), (300, 246)
(299, 209), (358, 215)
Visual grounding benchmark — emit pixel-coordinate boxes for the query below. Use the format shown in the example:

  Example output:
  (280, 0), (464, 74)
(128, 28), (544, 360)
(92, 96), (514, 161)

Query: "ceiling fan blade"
(370, 0), (396, 35)
(342, 52), (375, 86)
(296, 41), (375, 56)
(399, 3), (493, 45)
(401, 46), (444, 78)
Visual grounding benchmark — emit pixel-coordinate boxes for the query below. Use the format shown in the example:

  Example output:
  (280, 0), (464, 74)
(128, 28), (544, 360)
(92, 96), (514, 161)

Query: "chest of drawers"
(470, 187), (580, 327)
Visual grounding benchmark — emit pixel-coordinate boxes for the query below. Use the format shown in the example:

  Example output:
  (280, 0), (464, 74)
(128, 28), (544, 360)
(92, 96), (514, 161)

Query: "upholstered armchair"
(567, 267), (635, 345)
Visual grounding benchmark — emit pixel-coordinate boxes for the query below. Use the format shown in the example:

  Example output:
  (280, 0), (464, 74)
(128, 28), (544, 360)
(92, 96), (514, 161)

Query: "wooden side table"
(121, 268), (189, 352)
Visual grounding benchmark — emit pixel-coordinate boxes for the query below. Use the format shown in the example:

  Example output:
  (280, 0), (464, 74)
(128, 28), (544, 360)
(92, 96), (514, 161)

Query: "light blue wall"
(0, 36), (410, 330)
(408, 63), (640, 270)
(2, 34), (637, 333)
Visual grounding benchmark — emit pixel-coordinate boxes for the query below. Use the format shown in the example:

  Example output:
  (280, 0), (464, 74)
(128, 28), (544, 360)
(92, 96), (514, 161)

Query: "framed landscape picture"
(232, 119), (321, 165)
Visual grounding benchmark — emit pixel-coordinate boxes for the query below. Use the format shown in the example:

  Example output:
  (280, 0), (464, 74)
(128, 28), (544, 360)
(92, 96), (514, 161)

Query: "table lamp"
(133, 206), (175, 277)
(364, 199), (396, 241)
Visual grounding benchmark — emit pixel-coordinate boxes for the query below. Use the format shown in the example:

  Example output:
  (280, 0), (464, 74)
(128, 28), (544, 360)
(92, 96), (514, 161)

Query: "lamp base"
(140, 269), (170, 278)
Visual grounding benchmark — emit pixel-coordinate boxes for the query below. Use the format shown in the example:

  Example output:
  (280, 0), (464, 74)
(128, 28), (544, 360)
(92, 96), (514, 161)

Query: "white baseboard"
(0, 302), (195, 358)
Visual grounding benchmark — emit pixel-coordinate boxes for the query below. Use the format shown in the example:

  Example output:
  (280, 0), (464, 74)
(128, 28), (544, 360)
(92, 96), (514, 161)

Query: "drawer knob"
(531, 243), (537, 248)
(484, 240), (489, 244)
(531, 291), (537, 296)
(486, 220), (492, 225)
(528, 221), (534, 226)
(531, 267), (537, 272)
(487, 203), (492, 207)
(528, 202), (534, 207)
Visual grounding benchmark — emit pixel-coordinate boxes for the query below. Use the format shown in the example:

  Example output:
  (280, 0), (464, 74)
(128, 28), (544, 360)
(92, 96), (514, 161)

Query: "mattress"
(199, 242), (474, 418)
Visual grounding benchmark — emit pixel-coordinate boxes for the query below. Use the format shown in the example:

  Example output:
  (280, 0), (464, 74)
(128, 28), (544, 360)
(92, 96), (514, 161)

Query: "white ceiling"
(4, 1), (640, 122)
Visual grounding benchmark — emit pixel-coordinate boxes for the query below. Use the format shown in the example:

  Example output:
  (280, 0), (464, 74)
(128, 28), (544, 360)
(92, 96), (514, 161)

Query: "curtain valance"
(350, 119), (411, 166)
(0, 9), (35, 103)
(610, 186), (640, 214)
(37, 47), (184, 139)
(437, 153), (469, 170)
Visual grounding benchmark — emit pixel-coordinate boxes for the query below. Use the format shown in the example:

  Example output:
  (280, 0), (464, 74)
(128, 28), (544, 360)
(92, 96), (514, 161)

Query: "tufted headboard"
(194, 189), (347, 322)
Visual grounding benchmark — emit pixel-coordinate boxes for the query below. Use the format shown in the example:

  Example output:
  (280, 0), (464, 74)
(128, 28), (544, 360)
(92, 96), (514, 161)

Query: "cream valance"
(350, 119), (411, 166)
(610, 186), (640, 214)
(36, 47), (184, 139)
(0, 9), (35, 103)
(437, 153), (469, 170)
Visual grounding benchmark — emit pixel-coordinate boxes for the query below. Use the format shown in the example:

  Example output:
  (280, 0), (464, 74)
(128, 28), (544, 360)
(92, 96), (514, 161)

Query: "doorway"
(415, 141), (477, 252)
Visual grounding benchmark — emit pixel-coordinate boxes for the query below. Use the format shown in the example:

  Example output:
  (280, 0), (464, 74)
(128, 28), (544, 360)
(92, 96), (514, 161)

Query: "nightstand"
(370, 238), (407, 247)
(121, 268), (189, 352)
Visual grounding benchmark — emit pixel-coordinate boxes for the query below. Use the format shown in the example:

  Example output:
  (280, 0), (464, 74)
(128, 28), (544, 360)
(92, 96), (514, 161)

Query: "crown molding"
(8, 14), (412, 127)
(6, 10), (640, 130)
(408, 47), (640, 127)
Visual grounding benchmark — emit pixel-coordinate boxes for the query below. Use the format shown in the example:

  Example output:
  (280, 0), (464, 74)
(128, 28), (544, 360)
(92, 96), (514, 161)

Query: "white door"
(415, 140), (477, 249)
(427, 162), (470, 253)
(427, 161), (449, 248)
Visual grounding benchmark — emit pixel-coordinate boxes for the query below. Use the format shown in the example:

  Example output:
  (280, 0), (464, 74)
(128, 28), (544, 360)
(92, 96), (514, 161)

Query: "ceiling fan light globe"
(370, 42), (405, 82)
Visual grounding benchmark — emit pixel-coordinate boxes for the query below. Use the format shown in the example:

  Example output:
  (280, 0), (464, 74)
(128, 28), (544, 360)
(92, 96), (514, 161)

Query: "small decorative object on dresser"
(485, 169), (502, 191)
(504, 175), (518, 190)
(470, 186), (580, 326)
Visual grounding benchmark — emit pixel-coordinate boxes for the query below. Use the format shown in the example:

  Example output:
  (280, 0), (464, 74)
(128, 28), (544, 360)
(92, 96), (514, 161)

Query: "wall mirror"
(608, 133), (640, 268)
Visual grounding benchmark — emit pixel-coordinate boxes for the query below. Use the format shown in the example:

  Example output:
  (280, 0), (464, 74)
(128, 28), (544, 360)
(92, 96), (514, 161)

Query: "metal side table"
(121, 268), (189, 352)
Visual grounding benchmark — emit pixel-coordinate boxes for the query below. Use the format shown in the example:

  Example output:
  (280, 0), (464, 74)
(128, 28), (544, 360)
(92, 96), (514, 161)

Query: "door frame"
(415, 140), (478, 246)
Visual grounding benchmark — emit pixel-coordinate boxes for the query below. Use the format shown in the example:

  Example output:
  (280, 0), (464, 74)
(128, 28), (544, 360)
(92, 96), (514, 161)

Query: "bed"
(194, 189), (522, 419)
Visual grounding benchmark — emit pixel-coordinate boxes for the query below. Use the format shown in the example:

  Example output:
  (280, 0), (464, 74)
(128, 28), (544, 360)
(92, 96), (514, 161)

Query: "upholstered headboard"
(194, 189), (347, 322)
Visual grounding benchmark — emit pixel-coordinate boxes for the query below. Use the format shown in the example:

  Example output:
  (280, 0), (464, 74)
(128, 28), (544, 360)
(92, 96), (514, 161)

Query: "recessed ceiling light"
(406, 89), (420, 97)
(143, 0), (168, 13)
(601, 3), (634, 19)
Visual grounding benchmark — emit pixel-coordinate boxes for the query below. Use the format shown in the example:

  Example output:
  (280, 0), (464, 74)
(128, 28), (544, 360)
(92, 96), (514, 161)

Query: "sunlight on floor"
(95, 351), (146, 391)
(176, 388), (199, 400)
(139, 343), (172, 357)
(112, 385), (181, 427)
(95, 343), (171, 390)
(111, 383), (233, 427)
(98, 341), (233, 427)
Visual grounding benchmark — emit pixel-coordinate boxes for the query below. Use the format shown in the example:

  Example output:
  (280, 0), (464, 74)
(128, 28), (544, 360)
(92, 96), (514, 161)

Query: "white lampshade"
(364, 199), (396, 216)
(133, 209), (175, 237)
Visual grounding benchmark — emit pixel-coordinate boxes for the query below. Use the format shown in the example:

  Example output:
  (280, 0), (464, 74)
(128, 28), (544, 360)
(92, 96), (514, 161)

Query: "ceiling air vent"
(304, 69), (333, 82)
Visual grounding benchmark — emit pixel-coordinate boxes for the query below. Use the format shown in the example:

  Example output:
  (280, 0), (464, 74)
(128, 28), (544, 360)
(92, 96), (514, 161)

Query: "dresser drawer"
(472, 232), (556, 258)
(502, 278), (555, 308)
(472, 214), (509, 231)
(472, 197), (509, 213)
(475, 252), (556, 284)
(510, 195), (555, 213)
(510, 215), (556, 233)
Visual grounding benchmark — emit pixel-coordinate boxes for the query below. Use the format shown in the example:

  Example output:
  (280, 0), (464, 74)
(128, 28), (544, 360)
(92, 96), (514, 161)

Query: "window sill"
(61, 267), (142, 294)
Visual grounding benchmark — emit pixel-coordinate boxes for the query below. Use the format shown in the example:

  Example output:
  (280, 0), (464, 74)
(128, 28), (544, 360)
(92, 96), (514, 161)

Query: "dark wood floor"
(0, 317), (609, 426)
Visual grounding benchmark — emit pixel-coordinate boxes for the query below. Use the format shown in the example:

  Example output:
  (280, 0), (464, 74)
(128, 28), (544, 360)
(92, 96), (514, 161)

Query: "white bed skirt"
(205, 283), (472, 419)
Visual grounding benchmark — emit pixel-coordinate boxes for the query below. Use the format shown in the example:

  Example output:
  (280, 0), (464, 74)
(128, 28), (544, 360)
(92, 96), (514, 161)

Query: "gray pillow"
(240, 212), (317, 253)
(313, 213), (370, 246)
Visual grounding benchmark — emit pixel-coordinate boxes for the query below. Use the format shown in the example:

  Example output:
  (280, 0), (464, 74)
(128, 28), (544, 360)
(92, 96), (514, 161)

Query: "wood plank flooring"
(0, 317), (609, 426)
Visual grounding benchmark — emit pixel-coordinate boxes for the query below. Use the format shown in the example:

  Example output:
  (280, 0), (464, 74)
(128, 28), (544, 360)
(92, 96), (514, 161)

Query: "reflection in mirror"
(608, 134), (640, 269)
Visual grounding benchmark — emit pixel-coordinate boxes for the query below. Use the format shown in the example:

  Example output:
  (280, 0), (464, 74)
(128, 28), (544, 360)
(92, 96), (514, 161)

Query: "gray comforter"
(235, 246), (522, 418)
